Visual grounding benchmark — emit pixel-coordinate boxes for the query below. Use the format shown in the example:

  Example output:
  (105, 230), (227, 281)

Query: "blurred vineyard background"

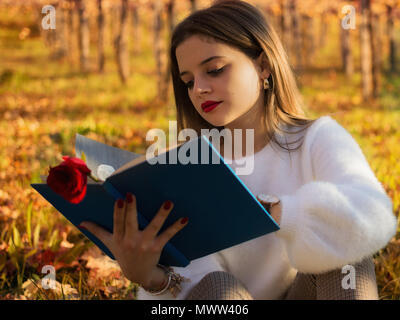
(0, 0), (399, 300)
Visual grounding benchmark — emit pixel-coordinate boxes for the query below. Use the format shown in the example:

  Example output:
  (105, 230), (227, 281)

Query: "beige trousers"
(185, 256), (379, 300)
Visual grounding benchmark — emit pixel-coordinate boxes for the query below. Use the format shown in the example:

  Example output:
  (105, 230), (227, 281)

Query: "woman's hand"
(257, 195), (282, 225)
(78, 193), (189, 289)
(269, 201), (282, 225)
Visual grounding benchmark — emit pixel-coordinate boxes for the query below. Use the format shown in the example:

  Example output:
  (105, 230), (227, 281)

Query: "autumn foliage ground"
(0, 7), (399, 299)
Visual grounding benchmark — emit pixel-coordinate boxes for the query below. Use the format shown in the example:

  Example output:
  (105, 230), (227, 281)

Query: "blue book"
(31, 134), (279, 267)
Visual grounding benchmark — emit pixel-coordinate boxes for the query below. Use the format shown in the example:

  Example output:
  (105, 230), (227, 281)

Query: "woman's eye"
(185, 81), (194, 89)
(185, 67), (224, 90)
(208, 67), (224, 76)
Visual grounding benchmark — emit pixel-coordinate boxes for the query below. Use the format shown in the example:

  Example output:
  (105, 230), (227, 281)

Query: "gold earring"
(263, 78), (270, 90)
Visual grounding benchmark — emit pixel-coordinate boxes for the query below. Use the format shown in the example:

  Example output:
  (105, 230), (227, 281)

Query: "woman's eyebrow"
(179, 56), (225, 77)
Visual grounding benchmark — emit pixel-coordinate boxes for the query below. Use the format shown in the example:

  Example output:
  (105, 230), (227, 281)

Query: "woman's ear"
(256, 51), (270, 79)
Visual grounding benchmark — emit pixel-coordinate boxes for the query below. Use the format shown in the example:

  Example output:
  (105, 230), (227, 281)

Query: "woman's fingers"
(141, 200), (174, 244)
(79, 221), (113, 251)
(153, 217), (189, 251)
(256, 195), (273, 213)
(113, 198), (126, 241)
(124, 192), (138, 239)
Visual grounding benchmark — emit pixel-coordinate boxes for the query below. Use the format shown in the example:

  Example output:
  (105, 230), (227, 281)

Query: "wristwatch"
(256, 194), (281, 213)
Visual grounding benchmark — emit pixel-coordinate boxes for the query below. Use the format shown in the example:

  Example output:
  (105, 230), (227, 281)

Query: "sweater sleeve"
(135, 254), (226, 299)
(275, 117), (398, 274)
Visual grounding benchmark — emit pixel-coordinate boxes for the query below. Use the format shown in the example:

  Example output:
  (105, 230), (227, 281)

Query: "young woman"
(79, 0), (397, 300)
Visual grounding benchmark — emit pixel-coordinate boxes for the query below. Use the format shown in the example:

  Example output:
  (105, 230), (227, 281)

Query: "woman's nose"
(194, 78), (211, 94)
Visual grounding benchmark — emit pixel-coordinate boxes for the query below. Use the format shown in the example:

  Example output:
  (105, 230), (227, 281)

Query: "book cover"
(31, 134), (280, 267)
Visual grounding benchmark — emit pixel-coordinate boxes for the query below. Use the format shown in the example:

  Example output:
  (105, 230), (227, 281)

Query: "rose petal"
(47, 166), (74, 194)
(62, 156), (91, 175)
(68, 184), (87, 204)
(47, 159), (88, 204)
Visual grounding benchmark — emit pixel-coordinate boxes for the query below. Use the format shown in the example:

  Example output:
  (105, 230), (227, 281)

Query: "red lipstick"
(201, 100), (222, 113)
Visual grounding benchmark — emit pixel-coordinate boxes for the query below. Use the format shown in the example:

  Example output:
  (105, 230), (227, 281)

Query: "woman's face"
(176, 35), (270, 128)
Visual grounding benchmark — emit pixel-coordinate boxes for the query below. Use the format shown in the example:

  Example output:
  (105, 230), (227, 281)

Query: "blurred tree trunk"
(54, 2), (68, 59)
(115, 0), (130, 84)
(272, 8), (281, 35)
(40, 4), (56, 56)
(166, 0), (176, 33)
(110, 5), (120, 48)
(289, 0), (302, 72)
(265, 6), (279, 35)
(162, 0), (176, 102)
(131, 3), (142, 55)
(66, 0), (75, 64)
(360, 0), (373, 101)
(77, 0), (90, 72)
(189, 0), (198, 13)
(340, 19), (353, 77)
(280, 0), (292, 59)
(301, 14), (315, 69)
(319, 9), (327, 49)
(387, 4), (397, 73)
(153, 0), (167, 101)
(97, 0), (105, 73)
(371, 13), (381, 98)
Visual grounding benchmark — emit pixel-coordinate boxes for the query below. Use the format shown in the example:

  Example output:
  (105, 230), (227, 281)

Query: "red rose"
(47, 156), (91, 204)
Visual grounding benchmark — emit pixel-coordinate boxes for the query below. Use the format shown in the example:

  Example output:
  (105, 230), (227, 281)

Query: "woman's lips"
(202, 101), (222, 113)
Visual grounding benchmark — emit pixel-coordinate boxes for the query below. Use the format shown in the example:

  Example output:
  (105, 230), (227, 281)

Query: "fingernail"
(126, 192), (133, 203)
(117, 199), (124, 208)
(78, 225), (87, 230)
(163, 200), (172, 210)
(180, 217), (188, 225)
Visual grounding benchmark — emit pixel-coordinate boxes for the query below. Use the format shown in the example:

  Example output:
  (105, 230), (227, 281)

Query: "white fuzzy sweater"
(137, 115), (397, 300)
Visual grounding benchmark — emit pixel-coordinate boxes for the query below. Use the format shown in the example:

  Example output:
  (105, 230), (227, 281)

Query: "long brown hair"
(169, 0), (317, 153)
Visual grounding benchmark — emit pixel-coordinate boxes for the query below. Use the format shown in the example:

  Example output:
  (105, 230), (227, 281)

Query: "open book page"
(108, 153), (148, 177)
(74, 133), (141, 180)
(108, 140), (186, 178)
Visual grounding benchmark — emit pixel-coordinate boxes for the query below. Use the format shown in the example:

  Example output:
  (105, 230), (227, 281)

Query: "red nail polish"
(78, 225), (87, 230)
(126, 192), (133, 203)
(163, 200), (172, 210)
(180, 217), (188, 225)
(117, 199), (124, 208)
